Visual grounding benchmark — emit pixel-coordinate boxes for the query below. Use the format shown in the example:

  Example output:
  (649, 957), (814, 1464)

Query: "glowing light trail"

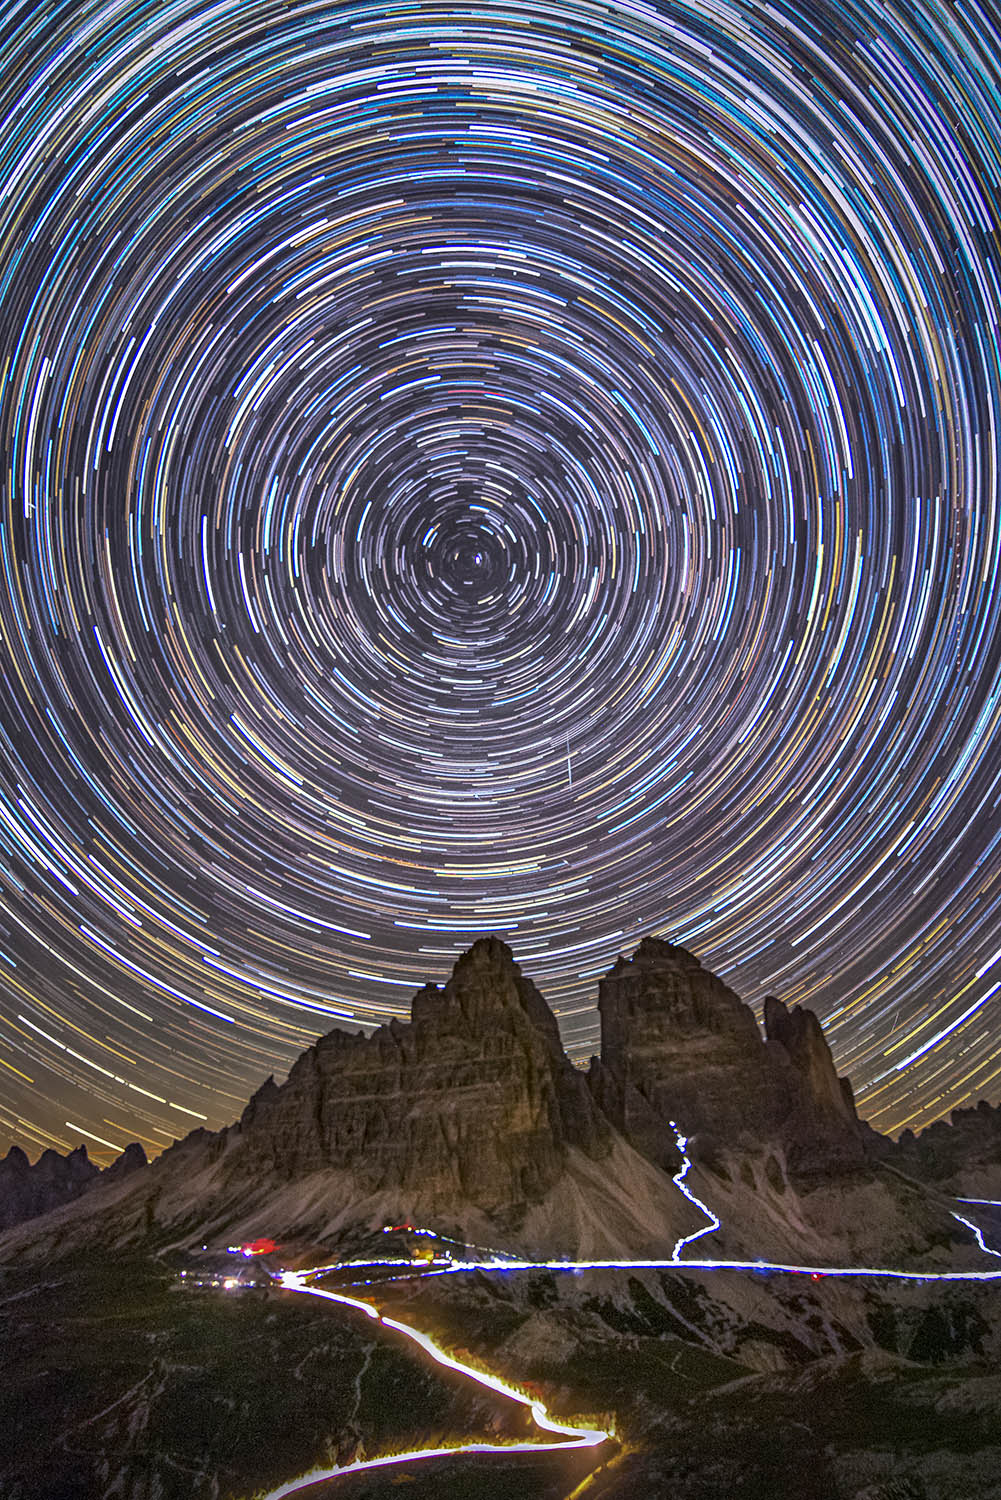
(255, 1269), (610, 1499)
(668, 1117), (721, 1259)
(442, 1256), (1001, 1282)
(951, 1213), (1001, 1260)
(254, 1144), (1001, 1497)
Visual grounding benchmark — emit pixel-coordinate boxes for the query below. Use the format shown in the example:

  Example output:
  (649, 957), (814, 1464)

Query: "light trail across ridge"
(249, 1117), (1001, 1495)
(256, 1270), (610, 1499)
(257, 1196), (1000, 1494)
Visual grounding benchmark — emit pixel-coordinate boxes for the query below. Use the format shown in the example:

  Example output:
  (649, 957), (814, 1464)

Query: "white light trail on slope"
(951, 1212), (1001, 1259)
(669, 1118), (721, 1260)
(253, 1270), (610, 1499)
(254, 1147), (1001, 1497)
(310, 1249), (1001, 1283)
(442, 1255), (1001, 1281)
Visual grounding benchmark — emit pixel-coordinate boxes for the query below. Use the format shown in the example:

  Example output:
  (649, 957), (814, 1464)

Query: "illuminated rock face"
(591, 937), (864, 1177)
(237, 937), (609, 1214)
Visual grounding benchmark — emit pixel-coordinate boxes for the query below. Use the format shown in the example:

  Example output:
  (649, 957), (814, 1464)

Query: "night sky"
(1, 0), (1000, 1164)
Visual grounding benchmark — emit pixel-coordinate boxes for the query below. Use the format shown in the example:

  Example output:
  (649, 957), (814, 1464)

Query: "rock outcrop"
(101, 1141), (148, 1183)
(0, 1143), (98, 1230)
(590, 937), (865, 1177)
(879, 1098), (1001, 1187)
(0, 1139), (149, 1232)
(233, 936), (609, 1215)
(10, 935), (1000, 1266)
(761, 992), (865, 1174)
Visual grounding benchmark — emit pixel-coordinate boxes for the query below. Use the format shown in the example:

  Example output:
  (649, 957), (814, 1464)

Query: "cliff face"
(6, 935), (1001, 1270)
(233, 936), (608, 1214)
(761, 992), (864, 1174)
(0, 937), (872, 1250)
(590, 937), (864, 1177)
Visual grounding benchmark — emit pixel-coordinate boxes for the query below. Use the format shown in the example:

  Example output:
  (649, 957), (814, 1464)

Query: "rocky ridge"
(2, 936), (999, 1262)
(0, 1139), (146, 1231)
(234, 935), (608, 1210)
(4, 939), (1001, 1500)
(886, 1099), (1001, 1185)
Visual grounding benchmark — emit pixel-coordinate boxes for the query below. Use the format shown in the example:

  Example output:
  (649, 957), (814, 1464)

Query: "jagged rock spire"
(234, 935), (608, 1215)
(591, 938), (864, 1177)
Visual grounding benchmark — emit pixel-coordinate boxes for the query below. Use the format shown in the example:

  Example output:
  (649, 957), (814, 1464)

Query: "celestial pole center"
(1, 0), (1000, 1160)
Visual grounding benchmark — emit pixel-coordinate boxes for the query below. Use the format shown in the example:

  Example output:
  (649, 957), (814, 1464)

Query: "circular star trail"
(1, 0), (1000, 1160)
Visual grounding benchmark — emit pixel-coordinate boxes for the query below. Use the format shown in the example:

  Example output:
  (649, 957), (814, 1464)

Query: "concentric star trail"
(1, 0), (1000, 1158)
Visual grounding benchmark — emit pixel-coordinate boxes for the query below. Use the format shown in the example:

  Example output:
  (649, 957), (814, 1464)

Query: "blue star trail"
(0, 0), (1000, 1159)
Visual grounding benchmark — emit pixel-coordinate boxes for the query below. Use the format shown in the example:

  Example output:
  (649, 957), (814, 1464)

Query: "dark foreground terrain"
(0, 1254), (536, 1500)
(5, 944), (1000, 1498)
(4, 1250), (1001, 1500)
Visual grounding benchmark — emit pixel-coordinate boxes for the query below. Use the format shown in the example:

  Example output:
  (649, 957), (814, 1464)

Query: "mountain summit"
(235, 935), (608, 1210)
(2, 936), (996, 1268)
(0, 1139), (147, 1231)
(589, 937), (864, 1177)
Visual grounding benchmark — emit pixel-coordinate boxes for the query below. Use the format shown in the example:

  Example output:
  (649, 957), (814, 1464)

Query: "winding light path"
(257, 1270), (610, 1499)
(669, 1119), (722, 1259)
(252, 1129), (1001, 1497)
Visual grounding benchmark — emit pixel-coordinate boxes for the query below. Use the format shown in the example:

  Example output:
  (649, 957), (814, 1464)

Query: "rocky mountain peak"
(7, 933), (1001, 1272)
(2, 1144), (29, 1174)
(763, 994), (858, 1128)
(882, 1097), (1001, 1188)
(591, 939), (864, 1177)
(233, 937), (609, 1216)
(103, 1141), (149, 1183)
(0, 1139), (100, 1231)
(414, 935), (566, 1060)
(456, 933), (518, 972)
(601, 939), (760, 1059)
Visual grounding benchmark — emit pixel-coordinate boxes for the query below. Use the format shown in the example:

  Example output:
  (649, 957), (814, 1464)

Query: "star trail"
(1, 0), (1000, 1161)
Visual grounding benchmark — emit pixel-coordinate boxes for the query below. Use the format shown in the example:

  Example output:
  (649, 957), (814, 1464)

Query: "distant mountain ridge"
(1, 936), (998, 1263)
(0, 1139), (146, 1231)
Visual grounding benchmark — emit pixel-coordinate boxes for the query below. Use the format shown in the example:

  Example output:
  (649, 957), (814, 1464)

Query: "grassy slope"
(6, 1253), (1001, 1500)
(0, 1254), (541, 1500)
